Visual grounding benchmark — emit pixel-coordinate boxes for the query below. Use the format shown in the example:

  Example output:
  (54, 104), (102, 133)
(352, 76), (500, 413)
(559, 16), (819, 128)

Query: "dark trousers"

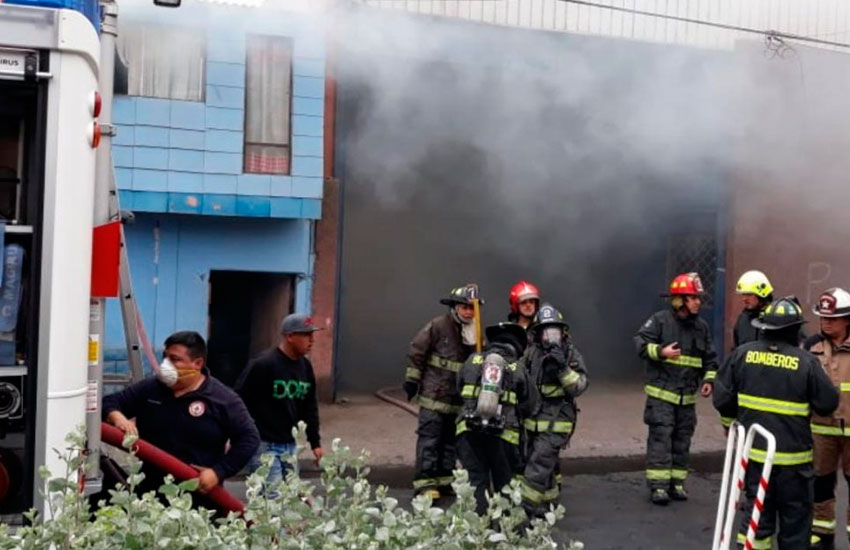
(413, 408), (458, 491)
(457, 431), (521, 514)
(812, 433), (850, 536)
(644, 397), (696, 489)
(739, 463), (814, 550)
(522, 431), (570, 514)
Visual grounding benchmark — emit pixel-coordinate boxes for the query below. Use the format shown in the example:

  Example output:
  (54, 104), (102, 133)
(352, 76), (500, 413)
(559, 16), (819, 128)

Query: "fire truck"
(0, 0), (105, 521)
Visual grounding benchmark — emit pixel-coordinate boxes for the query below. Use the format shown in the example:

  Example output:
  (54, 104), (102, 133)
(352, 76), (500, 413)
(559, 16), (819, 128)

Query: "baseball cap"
(280, 313), (323, 334)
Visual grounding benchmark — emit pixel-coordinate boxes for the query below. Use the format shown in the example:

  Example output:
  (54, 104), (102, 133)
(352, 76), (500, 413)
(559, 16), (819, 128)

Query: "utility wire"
(557, 0), (850, 49)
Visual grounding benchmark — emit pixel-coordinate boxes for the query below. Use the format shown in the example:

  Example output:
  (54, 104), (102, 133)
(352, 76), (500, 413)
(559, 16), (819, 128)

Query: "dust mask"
(157, 358), (178, 388)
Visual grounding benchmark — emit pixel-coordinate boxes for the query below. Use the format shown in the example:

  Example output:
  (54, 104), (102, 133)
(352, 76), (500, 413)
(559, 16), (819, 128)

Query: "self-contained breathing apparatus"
(464, 353), (508, 434)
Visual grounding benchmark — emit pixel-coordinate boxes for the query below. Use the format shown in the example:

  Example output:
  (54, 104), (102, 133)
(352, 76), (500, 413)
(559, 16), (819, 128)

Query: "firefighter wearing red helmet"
(405, 284), (481, 499)
(805, 288), (850, 550)
(508, 281), (540, 330)
(634, 272), (718, 505)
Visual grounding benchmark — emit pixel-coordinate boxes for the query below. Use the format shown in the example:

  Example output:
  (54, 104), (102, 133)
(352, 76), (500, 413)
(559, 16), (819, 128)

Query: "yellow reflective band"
(646, 469), (672, 481)
(500, 429), (520, 445)
(671, 469), (688, 480)
(813, 518), (837, 531)
(524, 419), (574, 433)
(841, 382), (850, 392)
(703, 370), (717, 381)
(460, 385), (516, 404)
(456, 419), (469, 436)
(720, 416), (735, 428)
(561, 370), (581, 387)
(811, 423), (849, 436)
(418, 396), (461, 414)
(472, 355), (484, 364)
(428, 355), (464, 372)
(413, 478), (438, 489)
(645, 385), (697, 406)
(749, 447), (812, 465)
(539, 384), (566, 397)
(406, 367), (422, 381)
(647, 343), (661, 361)
(738, 393), (810, 417)
(518, 476), (559, 504)
(737, 533), (772, 550)
(663, 355), (703, 368)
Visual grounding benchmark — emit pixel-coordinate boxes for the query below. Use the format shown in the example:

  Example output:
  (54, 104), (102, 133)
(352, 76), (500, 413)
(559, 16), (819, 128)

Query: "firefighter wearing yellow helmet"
(805, 288), (850, 550)
(733, 270), (775, 348)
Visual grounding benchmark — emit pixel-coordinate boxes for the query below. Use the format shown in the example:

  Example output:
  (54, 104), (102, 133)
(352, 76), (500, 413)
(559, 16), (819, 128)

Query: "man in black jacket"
(103, 331), (259, 497)
(714, 296), (839, 550)
(235, 314), (324, 486)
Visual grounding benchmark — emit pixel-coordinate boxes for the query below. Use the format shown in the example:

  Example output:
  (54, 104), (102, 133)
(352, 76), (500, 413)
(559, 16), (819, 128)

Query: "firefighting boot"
(811, 533), (835, 550)
(650, 488), (670, 505)
(668, 483), (689, 501)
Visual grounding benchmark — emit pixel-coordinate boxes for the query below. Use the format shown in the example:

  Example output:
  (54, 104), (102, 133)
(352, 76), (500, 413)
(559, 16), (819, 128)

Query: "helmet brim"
(751, 318), (806, 330)
(812, 306), (850, 318)
(441, 298), (485, 306)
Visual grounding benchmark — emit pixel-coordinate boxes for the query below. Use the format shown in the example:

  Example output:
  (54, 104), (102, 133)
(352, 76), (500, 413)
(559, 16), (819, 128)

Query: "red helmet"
(666, 272), (705, 296)
(509, 281), (540, 313)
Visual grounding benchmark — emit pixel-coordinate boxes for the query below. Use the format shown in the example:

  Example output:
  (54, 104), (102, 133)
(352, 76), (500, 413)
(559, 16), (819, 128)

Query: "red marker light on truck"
(88, 122), (101, 148)
(89, 91), (102, 118)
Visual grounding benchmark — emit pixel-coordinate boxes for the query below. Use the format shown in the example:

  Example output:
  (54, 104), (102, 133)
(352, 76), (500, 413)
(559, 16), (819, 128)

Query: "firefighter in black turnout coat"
(405, 284), (480, 498)
(520, 303), (588, 516)
(456, 322), (537, 514)
(635, 272), (718, 505)
(713, 296), (839, 550)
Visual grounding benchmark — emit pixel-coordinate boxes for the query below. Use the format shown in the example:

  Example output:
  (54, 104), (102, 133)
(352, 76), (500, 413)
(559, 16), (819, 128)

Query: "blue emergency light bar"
(2, 0), (101, 32)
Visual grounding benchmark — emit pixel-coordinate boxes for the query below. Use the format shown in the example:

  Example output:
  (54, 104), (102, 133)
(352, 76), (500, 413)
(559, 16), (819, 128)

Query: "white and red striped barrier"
(712, 422), (777, 550)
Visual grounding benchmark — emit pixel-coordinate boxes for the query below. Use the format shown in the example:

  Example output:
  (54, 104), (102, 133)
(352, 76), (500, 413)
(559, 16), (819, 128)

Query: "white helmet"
(813, 288), (850, 318)
(736, 270), (774, 299)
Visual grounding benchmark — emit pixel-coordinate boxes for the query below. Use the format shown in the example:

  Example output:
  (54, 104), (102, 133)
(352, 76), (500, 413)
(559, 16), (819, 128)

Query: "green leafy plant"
(0, 424), (582, 550)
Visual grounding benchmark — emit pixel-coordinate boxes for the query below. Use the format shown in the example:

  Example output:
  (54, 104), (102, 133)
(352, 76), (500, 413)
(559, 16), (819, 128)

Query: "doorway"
(207, 271), (294, 387)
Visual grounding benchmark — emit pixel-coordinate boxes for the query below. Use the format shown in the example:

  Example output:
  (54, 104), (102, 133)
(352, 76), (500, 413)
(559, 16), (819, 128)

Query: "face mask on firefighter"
(541, 326), (562, 348)
(157, 358), (178, 388)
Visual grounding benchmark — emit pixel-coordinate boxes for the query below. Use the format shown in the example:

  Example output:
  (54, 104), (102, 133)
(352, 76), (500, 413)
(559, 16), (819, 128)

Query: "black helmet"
(751, 296), (806, 330)
(530, 303), (569, 332)
(485, 322), (528, 355)
(440, 283), (484, 306)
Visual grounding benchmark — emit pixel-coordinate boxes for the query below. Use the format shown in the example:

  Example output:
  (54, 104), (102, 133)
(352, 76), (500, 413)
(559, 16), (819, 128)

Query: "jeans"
(249, 440), (298, 488)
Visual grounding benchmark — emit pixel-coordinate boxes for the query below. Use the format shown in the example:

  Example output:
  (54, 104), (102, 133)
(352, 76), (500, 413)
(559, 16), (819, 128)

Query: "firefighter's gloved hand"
(403, 381), (420, 401)
(547, 346), (567, 365)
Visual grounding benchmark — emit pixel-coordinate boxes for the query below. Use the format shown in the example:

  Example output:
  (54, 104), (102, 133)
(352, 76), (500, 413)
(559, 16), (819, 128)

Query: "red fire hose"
(101, 422), (244, 514)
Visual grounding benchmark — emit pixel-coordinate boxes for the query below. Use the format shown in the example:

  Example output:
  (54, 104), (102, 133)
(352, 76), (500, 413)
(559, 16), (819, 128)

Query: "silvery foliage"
(0, 424), (583, 550)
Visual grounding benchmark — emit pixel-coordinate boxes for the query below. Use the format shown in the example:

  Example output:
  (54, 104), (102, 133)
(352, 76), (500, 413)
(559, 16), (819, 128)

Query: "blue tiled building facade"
(104, 4), (326, 376)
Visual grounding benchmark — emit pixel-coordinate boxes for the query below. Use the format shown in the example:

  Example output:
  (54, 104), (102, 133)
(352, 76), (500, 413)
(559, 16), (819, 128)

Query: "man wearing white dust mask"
(103, 331), (259, 503)
(405, 283), (482, 500)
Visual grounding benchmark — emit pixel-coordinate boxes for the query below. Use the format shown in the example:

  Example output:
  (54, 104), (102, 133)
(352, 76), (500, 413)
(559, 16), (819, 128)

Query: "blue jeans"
(249, 440), (297, 486)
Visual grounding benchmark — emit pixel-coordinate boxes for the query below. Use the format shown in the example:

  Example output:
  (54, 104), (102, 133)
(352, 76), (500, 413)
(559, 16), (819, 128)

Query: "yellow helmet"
(736, 270), (773, 299)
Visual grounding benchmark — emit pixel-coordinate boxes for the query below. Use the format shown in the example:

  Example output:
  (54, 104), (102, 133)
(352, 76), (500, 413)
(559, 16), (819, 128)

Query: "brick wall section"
(311, 72), (339, 403)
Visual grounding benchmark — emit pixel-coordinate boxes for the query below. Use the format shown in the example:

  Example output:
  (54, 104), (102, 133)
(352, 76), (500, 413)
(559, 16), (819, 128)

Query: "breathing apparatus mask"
(540, 326), (563, 349)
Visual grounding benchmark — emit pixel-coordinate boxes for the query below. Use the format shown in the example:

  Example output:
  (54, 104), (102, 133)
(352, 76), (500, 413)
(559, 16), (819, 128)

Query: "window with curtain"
(244, 35), (292, 175)
(117, 24), (205, 101)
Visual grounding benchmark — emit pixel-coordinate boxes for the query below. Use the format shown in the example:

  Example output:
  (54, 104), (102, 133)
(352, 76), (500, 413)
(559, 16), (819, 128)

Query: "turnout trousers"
(644, 396), (696, 489)
(456, 431), (521, 514)
(413, 408), (458, 492)
(738, 463), (814, 550)
(521, 430), (571, 516)
(812, 433), (850, 540)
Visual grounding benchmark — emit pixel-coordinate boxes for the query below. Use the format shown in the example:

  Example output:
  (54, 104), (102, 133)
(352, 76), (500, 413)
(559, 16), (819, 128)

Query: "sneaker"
(669, 484), (688, 501)
(422, 488), (441, 500)
(650, 488), (670, 505)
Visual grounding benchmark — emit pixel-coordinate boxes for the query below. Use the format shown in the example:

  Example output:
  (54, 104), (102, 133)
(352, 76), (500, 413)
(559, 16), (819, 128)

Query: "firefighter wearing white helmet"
(805, 288), (850, 550)
(733, 270), (775, 349)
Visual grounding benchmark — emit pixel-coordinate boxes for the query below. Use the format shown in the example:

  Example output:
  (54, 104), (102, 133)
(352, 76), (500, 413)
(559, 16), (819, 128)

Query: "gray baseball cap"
(280, 313), (323, 334)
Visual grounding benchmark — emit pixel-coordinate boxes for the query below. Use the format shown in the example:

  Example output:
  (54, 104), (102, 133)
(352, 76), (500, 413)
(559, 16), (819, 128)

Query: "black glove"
(403, 381), (420, 402)
(547, 346), (567, 366)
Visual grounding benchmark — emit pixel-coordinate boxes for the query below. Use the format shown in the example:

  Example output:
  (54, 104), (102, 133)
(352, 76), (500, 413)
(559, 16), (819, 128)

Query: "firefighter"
(805, 288), (850, 550)
(520, 303), (588, 517)
(714, 296), (839, 550)
(456, 322), (536, 514)
(635, 272), (718, 505)
(733, 270), (775, 348)
(508, 281), (540, 330)
(405, 284), (481, 499)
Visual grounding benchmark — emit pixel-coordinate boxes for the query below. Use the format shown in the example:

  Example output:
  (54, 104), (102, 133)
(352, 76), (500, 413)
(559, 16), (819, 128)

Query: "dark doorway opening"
(207, 271), (294, 387)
